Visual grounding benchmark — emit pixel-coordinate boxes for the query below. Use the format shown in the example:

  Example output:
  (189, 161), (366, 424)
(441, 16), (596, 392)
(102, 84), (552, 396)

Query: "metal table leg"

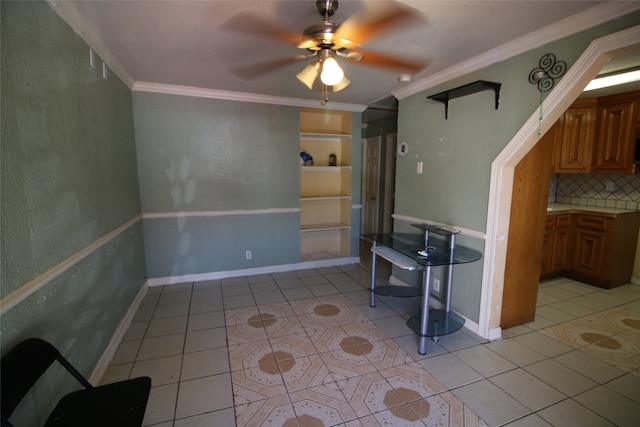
(370, 241), (377, 307)
(418, 265), (431, 355)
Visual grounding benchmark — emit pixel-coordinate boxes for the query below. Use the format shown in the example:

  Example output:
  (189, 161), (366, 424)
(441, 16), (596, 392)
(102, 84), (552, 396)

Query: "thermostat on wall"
(397, 141), (409, 156)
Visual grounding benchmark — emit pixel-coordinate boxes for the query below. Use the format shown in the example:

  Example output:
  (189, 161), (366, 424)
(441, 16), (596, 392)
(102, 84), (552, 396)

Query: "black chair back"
(1, 338), (62, 420)
(1, 338), (150, 427)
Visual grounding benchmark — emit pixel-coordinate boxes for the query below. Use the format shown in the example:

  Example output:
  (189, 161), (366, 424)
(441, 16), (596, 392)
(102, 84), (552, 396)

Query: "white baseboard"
(90, 281), (149, 384)
(387, 274), (497, 340)
(147, 257), (361, 287)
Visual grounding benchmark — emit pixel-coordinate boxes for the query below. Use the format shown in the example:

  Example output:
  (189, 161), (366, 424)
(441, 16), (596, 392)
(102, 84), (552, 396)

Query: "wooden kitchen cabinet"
(540, 214), (573, 279)
(551, 214), (573, 272)
(592, 92), (638, 174)
(566, 212), (640, 288)
(570, 214), (609, 280)
(540, 217), (555, 277)
(552, 98), (597, 173)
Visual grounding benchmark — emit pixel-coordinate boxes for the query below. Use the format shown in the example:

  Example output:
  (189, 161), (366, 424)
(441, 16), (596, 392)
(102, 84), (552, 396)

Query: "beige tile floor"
(103, 250), (640, 426)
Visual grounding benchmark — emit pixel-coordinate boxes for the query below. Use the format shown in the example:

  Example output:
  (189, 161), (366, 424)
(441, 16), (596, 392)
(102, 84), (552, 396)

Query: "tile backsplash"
(549, 174), (640, 211)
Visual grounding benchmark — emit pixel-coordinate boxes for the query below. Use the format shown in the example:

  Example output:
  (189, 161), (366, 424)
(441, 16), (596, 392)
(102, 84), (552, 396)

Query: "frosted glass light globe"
(320, 57), (344, 86)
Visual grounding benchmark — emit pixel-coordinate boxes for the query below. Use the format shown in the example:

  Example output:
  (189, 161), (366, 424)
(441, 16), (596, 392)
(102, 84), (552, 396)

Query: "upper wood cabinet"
(552, 98), (597, 173)
(592, 92), (638, 174)
(552, 91), (640, 174)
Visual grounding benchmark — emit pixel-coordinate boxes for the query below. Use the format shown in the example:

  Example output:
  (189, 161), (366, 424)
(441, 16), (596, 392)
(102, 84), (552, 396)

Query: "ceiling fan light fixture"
(296, 62), (320, 90)
(332, 76), (350, 92)
(297, 40), (319, 50)
(336, 38), (358, 49)
(320, 56), (344, 86)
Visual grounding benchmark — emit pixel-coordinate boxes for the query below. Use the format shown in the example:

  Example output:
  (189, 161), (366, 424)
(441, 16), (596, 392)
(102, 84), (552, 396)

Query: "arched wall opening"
(479, 25), (640, 339)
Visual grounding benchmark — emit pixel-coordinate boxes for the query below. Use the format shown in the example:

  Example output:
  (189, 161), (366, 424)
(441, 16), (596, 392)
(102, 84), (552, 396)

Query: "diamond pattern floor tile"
(106, 265), (639, 427)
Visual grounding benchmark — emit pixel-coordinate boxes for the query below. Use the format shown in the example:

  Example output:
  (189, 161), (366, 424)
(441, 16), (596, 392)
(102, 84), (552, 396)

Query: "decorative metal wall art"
(528, 53), (567, 92)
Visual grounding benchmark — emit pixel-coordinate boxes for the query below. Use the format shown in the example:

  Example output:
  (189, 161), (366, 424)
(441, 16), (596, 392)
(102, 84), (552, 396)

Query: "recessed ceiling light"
(583, 69), (640, 91)
(399, 74), (412, 83)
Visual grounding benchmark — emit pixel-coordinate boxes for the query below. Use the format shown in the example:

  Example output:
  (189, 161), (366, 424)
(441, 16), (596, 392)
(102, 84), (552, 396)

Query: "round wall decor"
(397, 141), (409, 156)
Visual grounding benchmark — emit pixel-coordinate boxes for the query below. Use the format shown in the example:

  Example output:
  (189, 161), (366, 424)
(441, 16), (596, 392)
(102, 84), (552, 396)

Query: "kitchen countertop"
(547, 203), (639, 215)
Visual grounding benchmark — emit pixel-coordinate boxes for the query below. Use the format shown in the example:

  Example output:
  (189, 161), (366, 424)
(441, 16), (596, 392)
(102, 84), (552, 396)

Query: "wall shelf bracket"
(427, 80), (501, 119)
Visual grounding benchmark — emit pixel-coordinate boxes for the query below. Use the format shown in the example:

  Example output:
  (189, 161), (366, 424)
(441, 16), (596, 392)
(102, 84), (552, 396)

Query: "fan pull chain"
(321, 83), (328, 105)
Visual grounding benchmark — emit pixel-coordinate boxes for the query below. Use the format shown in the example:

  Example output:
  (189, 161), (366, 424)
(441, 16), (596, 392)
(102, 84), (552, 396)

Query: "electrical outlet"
(417, 161), (423, 174)
(245, 250), (252, 260)
(605, 181), (615, 192)
(433, 278), (440, 292)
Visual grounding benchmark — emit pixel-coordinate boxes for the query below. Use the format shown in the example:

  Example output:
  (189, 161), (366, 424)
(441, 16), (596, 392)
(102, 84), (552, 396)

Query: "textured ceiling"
(53, 0), (639, 110)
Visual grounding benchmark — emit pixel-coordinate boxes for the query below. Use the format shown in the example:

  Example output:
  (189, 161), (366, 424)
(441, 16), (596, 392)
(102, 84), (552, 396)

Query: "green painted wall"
(134, 94), (363, 275)
(395, 11), (640, 323)
(133, 93), (303, 276)
(133, 93), (300, 212)
(1, 1), (146, 423)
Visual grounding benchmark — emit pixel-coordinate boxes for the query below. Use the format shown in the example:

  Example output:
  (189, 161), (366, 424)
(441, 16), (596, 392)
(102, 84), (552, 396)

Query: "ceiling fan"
(225, 0), (428, 104)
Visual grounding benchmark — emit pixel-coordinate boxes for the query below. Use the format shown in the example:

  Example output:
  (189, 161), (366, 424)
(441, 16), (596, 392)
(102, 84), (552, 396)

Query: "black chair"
(1, 338), (151, 427)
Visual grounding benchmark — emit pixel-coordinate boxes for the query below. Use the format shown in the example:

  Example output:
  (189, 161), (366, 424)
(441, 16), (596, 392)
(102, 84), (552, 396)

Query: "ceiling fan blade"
(231, 55), (311, 79)
(221, 11), (311, 46)
(333, 2), (425, 49)
(346, 50), (429, 74)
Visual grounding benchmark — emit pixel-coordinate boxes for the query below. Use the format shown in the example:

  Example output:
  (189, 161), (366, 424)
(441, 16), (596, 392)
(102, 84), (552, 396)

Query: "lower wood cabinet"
(542, 211), (640, 288)
(540, 214), (573, 279)
(570, 214), (609, 280)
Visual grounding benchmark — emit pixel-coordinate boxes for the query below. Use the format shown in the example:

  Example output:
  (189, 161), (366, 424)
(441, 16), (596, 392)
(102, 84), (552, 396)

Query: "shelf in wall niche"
(300, 166), (351, 171)
(301, 195), (351, 201)
(301, 223), (351, 232)
(301, 132), (352, 141)
(427, 80), (501, 119)
(300, 107), (353, 261)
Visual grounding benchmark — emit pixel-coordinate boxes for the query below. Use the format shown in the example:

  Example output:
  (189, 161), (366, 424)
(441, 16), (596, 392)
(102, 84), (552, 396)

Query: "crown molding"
(46, 1), (366, 112)
(392, 1), (640, 100)
(47, 1), (135, 88)
(132, 81), (367, 112)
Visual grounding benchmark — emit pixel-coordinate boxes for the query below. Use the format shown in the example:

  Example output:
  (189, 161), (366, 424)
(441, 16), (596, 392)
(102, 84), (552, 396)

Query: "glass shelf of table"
(362, 233), (481, 267)
(362, 228), (482, 355)
(406, 309), (465, 338)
